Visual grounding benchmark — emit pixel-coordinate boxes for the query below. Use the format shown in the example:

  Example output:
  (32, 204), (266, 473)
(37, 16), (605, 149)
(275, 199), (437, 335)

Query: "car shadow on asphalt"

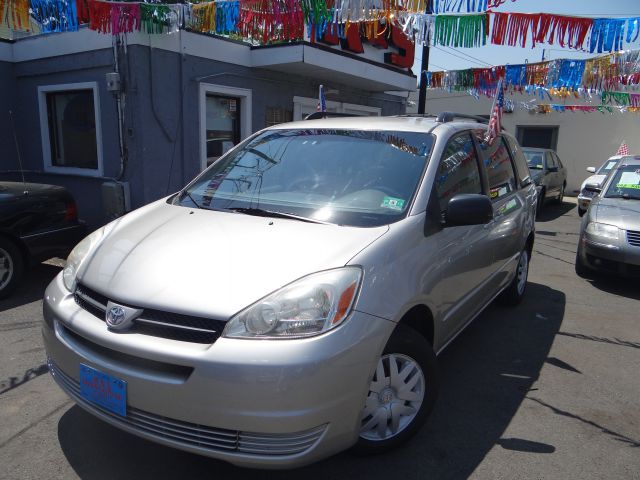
(56, 282), (565, 480)
(583, 275), (640, 301)
(536, 201), (576, 222)
(0, 263), (61, 313)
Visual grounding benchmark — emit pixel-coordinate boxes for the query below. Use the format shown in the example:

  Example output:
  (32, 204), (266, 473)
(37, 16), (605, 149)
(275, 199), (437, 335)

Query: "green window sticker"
(381, 196), (406, 211)
(616, 184), (640, 190)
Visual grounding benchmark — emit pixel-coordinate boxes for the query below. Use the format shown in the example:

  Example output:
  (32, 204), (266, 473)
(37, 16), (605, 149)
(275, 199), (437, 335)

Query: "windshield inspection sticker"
(381, 196), (406, 211)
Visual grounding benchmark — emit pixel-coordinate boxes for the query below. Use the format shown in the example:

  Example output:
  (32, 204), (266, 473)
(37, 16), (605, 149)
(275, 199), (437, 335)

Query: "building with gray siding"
(1, 28), (416, 228)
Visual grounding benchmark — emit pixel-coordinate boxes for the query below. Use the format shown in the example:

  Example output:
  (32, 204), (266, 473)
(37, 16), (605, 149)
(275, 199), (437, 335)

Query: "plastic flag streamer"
(602, 91), (640, 108)
(185, 1), (216, 33)
(1, 0), (31, 31)
(433, 13), (487, 48)
(88, 0), (140, 34)
(29, 0), (78, 31)
(431, 0), (487, 14)
(140, 3), (181, 34)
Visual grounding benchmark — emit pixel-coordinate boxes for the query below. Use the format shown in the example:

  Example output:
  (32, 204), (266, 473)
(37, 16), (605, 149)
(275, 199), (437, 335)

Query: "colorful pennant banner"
(427, 49), (640, 97)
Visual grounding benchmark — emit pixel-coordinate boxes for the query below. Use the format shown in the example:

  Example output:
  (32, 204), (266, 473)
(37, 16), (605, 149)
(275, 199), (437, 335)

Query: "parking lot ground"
(1, 199), (638, 480)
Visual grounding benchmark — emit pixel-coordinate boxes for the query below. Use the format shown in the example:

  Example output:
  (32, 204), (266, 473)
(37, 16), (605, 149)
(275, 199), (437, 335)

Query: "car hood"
(78, 199), (389, 319)
(593, 197), (640, 231)
(580, 174), (606, 191)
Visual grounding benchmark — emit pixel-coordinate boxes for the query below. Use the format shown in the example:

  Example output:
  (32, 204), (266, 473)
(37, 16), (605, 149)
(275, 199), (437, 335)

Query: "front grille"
(74, 284), (226, 344)
(628, 230), (640, 247)
(49, 360), (326, 456)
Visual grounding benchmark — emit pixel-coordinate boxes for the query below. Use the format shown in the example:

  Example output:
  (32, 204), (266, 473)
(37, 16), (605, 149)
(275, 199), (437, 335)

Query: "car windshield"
(523, 150), (544, 169)
(597, 159), (619, 174)
(174, 129), (434, 227)
(603, 165), (640, 200)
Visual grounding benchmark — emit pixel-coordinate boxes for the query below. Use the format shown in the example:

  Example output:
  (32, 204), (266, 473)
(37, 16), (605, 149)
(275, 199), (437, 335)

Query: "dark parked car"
(0, 181), (86, 298)
(523, 148), (567, 212)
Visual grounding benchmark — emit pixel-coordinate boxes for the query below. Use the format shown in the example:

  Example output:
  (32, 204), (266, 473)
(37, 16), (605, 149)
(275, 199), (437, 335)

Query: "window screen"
(435, 133), (482, 212)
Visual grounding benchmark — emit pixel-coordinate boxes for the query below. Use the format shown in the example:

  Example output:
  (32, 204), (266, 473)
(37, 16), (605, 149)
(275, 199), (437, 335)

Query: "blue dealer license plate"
(80, 364), (127, 417)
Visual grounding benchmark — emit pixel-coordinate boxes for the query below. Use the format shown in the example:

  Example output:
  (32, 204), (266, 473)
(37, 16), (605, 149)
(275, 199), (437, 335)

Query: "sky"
(415, 0), (640, 74)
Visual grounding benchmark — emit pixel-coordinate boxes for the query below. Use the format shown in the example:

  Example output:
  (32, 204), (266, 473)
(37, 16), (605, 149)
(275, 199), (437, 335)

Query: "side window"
(484, 136), (517, 201)
(503, 135), (531, 186)
(554, 153), (563, 168)
(435, 133), (482, 212)
(546, 152), (556, 169)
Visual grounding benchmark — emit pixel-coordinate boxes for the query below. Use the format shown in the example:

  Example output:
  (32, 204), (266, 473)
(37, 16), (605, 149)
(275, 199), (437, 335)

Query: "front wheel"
(0, 238), (24, 299)
(354, 324), (439, 455)
(556, 183), (565, 203)
(499, 248), (529, 306)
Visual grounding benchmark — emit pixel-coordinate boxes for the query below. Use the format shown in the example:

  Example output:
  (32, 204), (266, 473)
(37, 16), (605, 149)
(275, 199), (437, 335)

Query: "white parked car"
(577, 156), (623, 216)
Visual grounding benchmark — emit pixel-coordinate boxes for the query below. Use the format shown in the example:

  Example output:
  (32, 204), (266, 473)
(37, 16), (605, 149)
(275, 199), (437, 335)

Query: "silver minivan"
(43, 114), (536, 468)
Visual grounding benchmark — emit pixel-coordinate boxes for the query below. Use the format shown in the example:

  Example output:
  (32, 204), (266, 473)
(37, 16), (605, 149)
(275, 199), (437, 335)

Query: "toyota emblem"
(106, 305), (126, 327)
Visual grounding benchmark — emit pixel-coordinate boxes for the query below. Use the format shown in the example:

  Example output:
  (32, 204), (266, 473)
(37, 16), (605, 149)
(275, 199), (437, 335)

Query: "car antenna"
(9, 110), (28, 196)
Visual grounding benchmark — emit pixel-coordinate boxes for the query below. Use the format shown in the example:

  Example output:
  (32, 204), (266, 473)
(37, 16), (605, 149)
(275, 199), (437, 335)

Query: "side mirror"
(586, 167), (596, 173)
(547, 166), (558, 173)
(445, 194), (493, 227)
(584, 183), (602, 194)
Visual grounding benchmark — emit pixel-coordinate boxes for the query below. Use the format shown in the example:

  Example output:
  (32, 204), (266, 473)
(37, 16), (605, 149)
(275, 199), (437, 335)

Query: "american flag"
(616, 142), (629, 156)
(486, 80), (504, 146)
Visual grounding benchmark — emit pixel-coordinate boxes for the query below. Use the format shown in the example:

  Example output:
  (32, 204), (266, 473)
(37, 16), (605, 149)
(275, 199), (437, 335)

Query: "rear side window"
(554, 153), (563, 168)
(546, 152), (557, 169)
(504, 136), (531, 186)
(483, 136), (517, 201)
(435, 133), (482, 212)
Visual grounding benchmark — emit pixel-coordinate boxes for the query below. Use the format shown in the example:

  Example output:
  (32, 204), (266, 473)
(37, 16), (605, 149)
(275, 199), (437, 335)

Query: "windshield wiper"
(226, 207), (328, 224)
(181, 190), (202, 209)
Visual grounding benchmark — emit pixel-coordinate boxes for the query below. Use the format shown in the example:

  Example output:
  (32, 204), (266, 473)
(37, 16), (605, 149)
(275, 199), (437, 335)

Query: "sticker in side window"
(381, 196), (406, 211)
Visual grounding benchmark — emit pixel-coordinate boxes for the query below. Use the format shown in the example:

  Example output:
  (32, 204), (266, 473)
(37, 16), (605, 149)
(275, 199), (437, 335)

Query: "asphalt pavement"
(1, 199), (638, 480)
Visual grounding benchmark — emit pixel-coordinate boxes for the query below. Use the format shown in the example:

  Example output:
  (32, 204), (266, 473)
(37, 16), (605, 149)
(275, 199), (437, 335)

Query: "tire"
(499, 248), (529, 306)
(536, 189), (545, 215)
(556, 183), (565, 203)
(578, 207), (586, 217)
(575, 248), (591, 279)
(354, 324), (439, 455)
(0, 238), (24, 299)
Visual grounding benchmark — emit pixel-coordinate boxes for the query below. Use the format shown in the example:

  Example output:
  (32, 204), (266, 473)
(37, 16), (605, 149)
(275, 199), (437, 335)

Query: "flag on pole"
(616, 142), (629, 156)
(485, 79), (504, 146)
(317, 84), (326, 113)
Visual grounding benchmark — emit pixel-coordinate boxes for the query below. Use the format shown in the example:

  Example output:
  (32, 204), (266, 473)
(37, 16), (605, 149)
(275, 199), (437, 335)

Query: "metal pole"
(417, 0), (432, 114)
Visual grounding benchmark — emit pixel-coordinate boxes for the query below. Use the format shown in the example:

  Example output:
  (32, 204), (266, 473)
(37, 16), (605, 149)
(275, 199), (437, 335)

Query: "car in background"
(523, 148), (568, 213)
(576, 157), (640, 277)
(43, 113), (536, 468)
(0, 181), (86, 298)
(577, 156), (623, 217)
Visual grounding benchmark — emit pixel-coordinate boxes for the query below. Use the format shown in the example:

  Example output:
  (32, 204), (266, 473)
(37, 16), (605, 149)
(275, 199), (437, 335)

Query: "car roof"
(267, 115), (488, 135)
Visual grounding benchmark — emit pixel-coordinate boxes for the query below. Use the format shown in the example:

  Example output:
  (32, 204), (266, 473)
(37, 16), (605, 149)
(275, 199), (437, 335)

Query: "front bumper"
(42, 273), (395, 468)
(579, 236), (640, 277)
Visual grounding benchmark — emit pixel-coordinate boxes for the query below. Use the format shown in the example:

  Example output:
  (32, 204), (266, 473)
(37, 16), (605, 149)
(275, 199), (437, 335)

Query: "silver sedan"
(576, 157), (640, 277)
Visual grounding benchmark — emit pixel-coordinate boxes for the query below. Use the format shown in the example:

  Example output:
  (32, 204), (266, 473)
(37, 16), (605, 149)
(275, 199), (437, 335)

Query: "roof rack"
(397, 112), (490, 124)
(304, 112), (358, 120)
(435, 112), (490, 124)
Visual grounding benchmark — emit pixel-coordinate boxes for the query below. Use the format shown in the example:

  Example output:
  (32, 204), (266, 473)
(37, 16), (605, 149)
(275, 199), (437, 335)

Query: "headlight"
(223, 267), (362, 339)
(62, 227), (108, 291)
(585, 222), (620, 242)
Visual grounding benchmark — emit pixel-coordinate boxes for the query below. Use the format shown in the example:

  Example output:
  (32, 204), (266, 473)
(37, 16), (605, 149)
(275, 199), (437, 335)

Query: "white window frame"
(38, 82), (104, 177)
(293, 96), (381, 121)
(199, 83), (252, 171)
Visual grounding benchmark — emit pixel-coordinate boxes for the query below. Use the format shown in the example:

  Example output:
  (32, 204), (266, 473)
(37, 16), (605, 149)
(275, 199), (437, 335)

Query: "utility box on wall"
(101, 181), (130, 220)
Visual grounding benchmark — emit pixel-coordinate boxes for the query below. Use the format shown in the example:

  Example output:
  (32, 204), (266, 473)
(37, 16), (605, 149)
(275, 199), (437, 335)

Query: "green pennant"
(434, 14), (487, 48)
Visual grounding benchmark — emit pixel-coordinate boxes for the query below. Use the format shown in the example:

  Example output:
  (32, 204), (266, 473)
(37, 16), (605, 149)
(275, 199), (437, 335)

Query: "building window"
(266, 107), (292, 127)
(199, 84), (252, 171)
(38, 83), (103, 176)
(516, 126), (559, 151)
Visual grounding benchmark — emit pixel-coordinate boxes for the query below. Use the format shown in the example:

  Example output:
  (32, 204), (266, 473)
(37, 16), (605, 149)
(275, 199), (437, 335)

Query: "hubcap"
(360, 353), (425, 441)
(516, 251), (529, 295)
(0, 247), (14, 291)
